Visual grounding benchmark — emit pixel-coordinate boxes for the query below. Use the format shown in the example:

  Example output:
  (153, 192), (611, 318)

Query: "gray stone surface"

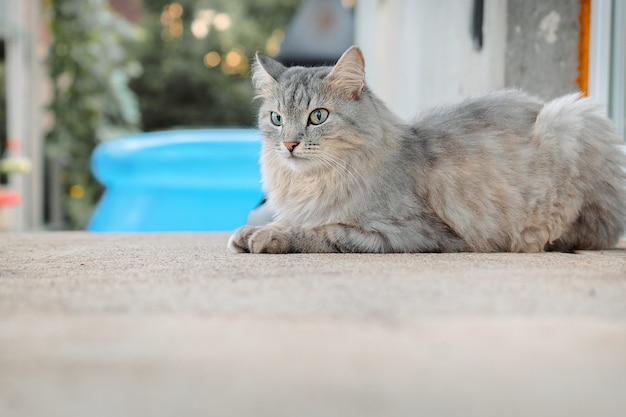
(1, 232), (626, 417)
(506, 0), (581, 99)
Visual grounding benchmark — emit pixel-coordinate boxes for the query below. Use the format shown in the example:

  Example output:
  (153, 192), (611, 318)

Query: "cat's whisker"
(330, 153), (367, 184)
(314, 152), (364, 187)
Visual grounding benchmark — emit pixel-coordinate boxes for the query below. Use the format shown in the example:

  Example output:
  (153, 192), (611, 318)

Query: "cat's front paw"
(228, 225), (260, 253)
(228, 224), (292, 254)
(248, 224), (291, 254)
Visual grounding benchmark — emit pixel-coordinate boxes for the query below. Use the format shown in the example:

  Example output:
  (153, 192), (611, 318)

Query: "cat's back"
(403, 90), (544, 172)
(411, 90), (543, 143)
(403, 89), (626, 252)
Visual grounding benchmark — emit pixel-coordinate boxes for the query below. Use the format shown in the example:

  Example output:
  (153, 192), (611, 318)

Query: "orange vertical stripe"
(577, 0), (591, 95)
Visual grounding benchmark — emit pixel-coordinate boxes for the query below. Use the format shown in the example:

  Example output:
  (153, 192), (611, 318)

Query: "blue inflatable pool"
(88, 129), (264, 232)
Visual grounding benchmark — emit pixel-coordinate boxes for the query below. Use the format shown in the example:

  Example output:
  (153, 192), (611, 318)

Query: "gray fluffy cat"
(228, 46), (626, 253)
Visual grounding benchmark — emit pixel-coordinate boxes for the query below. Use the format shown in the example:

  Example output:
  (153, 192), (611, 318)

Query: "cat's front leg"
(228, 224), (292, 253)
(229, 223), (393, 253)
(228, 223), (344, 253)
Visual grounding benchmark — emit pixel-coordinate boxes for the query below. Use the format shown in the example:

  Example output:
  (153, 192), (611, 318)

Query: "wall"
(355, 0), (582, 120)
(356, 0), (507, 120)
(505, 0), (580, 99)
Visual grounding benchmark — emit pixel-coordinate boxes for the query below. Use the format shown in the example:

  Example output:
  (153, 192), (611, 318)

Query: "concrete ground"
(1, 232), (625, 417)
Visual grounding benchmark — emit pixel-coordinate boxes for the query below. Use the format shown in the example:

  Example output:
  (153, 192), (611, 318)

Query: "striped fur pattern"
(229, 46), (626, 253)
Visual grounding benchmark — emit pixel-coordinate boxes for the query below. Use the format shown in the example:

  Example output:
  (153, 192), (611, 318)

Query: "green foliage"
(129, 0), (299, 130)
(46, 0), (141, 228)
(45, 0), (298, 228)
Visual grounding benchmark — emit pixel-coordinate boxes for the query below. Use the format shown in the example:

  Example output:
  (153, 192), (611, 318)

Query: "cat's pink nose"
(284, 142), (299, 152)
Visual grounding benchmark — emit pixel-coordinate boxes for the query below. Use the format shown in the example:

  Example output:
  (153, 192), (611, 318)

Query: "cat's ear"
(252, 52), (287, 97)
(327, 46), (366, 99)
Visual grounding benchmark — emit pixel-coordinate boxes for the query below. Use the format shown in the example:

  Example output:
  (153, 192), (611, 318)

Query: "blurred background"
(0, 0), (624, 231)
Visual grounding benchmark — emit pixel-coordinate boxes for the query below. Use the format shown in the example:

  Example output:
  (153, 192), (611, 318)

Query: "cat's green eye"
(270, 111), (283, 126)
(309, 108), (329, 125)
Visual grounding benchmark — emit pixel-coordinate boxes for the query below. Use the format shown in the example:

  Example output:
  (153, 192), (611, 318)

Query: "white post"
(5, 0), (26, 230)
(588, 0), (612, 113)
(4, 0), (42, 230)
(610, 0), (625, 140)
(26, 0), (43, 229)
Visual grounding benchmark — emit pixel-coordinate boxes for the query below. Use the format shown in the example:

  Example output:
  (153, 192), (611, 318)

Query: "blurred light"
(225, 51), (242, 67)
(70, 185), (84, 199)
(213, 13), (231, 31)
(161, 3), (184, 36)
(169, 20), (183, 38)
(192, 20), (209, 38)
(266, 29), (284, 57)
(222, 49), (248, 74)
(192, 9), (215, 39)
(168, 3), (183, 18)
(160, 10), (172, 25)
(341, 0), (355, 8)
(204, 51), (221, 67)
(198, 9), (215, 22)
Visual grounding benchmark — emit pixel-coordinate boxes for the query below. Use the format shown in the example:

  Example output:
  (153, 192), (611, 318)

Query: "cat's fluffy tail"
(533, 93), (626, 249)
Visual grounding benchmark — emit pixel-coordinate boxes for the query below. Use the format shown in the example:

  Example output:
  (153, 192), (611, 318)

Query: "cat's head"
(252, 46), (385, 173)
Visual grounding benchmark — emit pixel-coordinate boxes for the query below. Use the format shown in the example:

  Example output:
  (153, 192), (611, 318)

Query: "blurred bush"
(45, 0), (298, 229)
(46, 0), (141, 228)
(130, 0), (298, 130)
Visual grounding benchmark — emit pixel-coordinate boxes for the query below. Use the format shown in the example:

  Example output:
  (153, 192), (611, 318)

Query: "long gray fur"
(229, 46), (626, 253)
